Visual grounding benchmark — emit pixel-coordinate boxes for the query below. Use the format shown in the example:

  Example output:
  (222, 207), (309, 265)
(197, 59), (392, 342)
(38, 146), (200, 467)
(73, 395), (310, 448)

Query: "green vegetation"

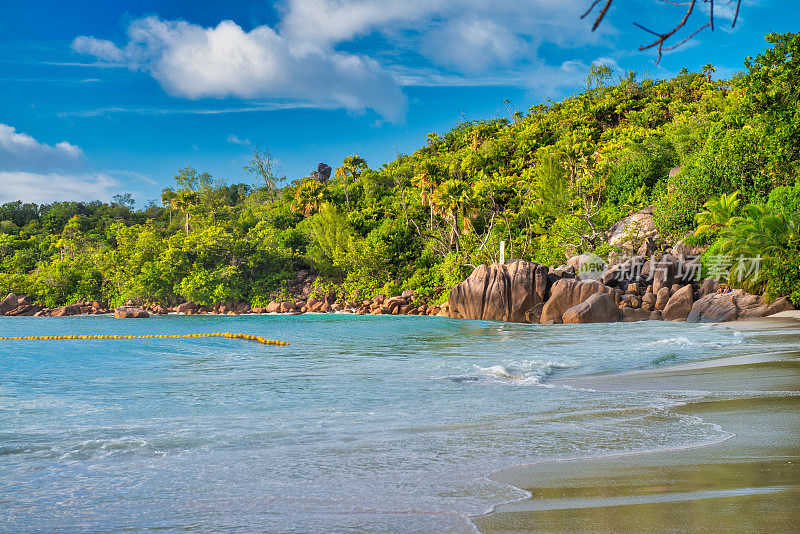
(1, 33), (799, 307)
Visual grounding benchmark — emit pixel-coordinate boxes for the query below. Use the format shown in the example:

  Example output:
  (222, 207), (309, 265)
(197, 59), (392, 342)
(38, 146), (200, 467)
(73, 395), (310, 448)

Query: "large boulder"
(607, 206), (657, 252)
(0, 293), (21, 315)
(562, 293), (620, 324)
(5, 304), (43, 316)
(654, 287), (671, 311)
(622, 307), (652, 322)
(540, 279), (609, 325)
(662, 284), (694, 321)
(671, 240), (702, 261)
(176, 301), (198, 313)
(697, 277), (721, 299)
(687, 289), (794, 323)
(650, 254), (702, 292)
(313, 162), (332, 183)
(50, 304), (82, 317)
(651, 254), (680, 293)
(114, 307), (150, 319)
(448, 260), (550, 323)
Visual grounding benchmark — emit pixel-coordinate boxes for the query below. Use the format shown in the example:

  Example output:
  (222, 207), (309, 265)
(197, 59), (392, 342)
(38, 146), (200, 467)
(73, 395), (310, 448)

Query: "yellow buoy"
(0, 332), (289, 347)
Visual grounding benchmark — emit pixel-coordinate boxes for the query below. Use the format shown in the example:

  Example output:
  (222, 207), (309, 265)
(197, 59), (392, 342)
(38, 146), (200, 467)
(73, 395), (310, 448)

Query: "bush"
(760, 251), (800, 306)
(605, 139), (676, 205)
(767, 183), (800, 217)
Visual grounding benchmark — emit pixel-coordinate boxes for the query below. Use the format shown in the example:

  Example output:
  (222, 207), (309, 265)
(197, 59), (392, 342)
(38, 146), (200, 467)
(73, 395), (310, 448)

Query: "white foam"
(651, 335), (742, 348)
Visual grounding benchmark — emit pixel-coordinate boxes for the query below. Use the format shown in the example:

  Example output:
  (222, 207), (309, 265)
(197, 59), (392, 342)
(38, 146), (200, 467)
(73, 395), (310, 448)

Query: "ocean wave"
(650, 333), (743, 348)
(441, 359), (579, 386)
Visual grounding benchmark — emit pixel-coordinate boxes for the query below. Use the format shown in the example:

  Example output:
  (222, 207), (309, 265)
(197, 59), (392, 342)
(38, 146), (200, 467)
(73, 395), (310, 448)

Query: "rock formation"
(448, 260), (549, 323)
(661, 284), (694, 321)
(606, 206), (657, 253)
(540, 279), (608, 324)
(562, 293), (620, 324)
(687, 290), (794, 323)
(114, 307), (150, 319)
(313, 163), (332, 183)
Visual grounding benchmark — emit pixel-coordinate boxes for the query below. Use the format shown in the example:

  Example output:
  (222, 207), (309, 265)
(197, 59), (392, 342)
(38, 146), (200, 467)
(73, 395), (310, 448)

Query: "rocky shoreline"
(0, 251), (793, 324)
(0, 291), (447, 319)
(447, 258), (794, 324)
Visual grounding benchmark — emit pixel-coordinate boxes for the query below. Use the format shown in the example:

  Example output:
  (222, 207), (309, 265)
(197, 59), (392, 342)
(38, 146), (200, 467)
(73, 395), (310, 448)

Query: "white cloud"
(0, 172), (118, 204)
(0, 123), (83, 172)
(0, 124), (139, 205)
(71, 0), (608, 121)
(277, 0), (441, 50)
(71, 36), (125, 62)
(226, 134), (251, 146)
(73, 16), (406, 121)
(420, 18), (526, 73)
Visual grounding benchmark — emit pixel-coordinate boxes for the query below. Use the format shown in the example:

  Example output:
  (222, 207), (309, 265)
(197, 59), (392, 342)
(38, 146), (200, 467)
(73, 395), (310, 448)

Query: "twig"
(585, 0), (742, 63)
(636, 0), (697, 63)
(581, 0), (614, 31)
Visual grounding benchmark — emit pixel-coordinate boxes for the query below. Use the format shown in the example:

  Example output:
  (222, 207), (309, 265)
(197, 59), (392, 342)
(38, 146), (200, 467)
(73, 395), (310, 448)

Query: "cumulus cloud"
(0, 124), (123, 204)
(71, 0), (609, 120)
(72, 17), (406, 121)
(0, 123), (83, 173)
(0, 172), (119, 204)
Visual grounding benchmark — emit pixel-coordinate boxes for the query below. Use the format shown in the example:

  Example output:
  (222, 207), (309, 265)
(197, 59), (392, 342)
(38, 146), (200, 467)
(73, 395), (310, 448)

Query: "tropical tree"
(292, 179), (326, 217)
(244, 145), (279, 199)
(335, 155), (368, 211)
(695, 191), (740, 237)
(715, 204), (799, 292)
(174, 190), (199, 234)
(431, 179), (474, 251)
(161, 188), (177, 225)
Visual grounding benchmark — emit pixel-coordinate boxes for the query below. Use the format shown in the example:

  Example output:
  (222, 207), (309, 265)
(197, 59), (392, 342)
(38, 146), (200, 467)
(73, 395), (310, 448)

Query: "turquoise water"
(0, 314), (794, 532)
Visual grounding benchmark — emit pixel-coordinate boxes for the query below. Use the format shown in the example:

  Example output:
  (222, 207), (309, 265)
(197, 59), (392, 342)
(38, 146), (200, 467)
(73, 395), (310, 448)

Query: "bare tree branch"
(581, 0), (613, 31)
(583, 0), (743, 63)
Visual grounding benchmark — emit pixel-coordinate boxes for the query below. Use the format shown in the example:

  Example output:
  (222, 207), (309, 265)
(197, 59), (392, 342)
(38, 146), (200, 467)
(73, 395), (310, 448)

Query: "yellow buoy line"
(0, 332), (289, 346)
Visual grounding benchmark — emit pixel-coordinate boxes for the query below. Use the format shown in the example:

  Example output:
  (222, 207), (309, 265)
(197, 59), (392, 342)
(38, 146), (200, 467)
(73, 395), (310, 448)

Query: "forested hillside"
(1, 33), (798, 308)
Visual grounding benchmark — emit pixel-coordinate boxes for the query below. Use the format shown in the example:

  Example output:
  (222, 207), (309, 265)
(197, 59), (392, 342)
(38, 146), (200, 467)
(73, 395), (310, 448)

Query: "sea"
(1, 313), (796, 532)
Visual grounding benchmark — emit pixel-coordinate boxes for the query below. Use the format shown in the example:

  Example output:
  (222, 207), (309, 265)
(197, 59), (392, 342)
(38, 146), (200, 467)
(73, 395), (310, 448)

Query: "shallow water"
(1, 314), (796, 532)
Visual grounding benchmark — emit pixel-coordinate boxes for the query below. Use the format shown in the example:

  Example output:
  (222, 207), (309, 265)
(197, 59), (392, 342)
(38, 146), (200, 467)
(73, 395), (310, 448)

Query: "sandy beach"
(474, 316), (800, 533)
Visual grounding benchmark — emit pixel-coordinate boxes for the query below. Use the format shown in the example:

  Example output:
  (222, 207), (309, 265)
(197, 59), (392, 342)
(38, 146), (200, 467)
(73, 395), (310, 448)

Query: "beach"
(474, 316), (800, 533)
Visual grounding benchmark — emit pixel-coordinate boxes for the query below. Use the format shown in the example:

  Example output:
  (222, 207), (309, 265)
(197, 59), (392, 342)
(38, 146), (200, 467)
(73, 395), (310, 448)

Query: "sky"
(0, 0), (797, 206)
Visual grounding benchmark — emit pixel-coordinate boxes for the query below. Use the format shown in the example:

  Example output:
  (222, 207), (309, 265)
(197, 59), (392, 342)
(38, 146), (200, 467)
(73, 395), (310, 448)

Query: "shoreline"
(473, 316), (800, 533)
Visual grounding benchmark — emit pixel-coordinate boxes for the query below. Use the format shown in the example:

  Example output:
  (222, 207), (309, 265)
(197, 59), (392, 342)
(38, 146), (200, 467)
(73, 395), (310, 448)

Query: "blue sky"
(1, 0), (797, 205)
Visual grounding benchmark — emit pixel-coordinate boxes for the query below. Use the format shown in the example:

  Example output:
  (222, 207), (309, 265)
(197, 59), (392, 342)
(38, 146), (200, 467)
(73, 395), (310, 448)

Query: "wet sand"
(474, 317), (800, 533)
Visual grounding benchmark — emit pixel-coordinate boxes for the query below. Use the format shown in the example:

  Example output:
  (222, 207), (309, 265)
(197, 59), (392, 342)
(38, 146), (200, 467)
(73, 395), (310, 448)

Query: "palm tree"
(412, 161), (444, 229)
(718, 204), (799, 291)
(431, 179), (474, 251)
(174, 190), (199, 234)
(292, 179), (326, 217)
(695, 191), (741, 237)
(161, 188), (177, 225)
(335, 155), (368, 211)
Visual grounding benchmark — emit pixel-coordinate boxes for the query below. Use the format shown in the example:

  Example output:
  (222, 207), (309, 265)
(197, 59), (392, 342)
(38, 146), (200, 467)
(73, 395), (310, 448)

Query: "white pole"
(499, 240), (505, 264)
